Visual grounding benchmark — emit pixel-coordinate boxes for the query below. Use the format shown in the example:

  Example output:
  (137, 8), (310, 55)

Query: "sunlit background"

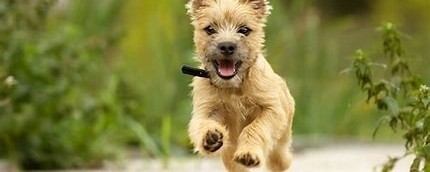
(0, 0), (429, 171)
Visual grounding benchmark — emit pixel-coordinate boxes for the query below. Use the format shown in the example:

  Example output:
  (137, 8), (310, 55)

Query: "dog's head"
(187, 0), (271, 88)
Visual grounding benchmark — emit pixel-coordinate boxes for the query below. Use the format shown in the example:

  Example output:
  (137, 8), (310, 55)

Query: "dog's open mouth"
(213, 59), (242, 80)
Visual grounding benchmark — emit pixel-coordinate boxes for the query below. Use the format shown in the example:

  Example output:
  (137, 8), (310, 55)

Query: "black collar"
(181, 65), (209, 78)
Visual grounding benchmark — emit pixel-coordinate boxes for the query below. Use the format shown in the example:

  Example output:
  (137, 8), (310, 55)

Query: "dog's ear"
(240, 0), (272, 18)
(186, 0), (210, 17)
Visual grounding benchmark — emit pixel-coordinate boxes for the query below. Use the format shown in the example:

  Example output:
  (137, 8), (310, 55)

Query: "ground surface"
(0, 143), (412, 172)
(127, 143), (411, 172)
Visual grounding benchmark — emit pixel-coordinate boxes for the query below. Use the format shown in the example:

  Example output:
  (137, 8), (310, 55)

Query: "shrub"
(347, 23), (430, 171)
(0, 0), (129, 169)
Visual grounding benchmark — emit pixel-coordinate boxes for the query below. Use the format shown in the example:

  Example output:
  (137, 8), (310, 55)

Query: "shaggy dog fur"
(186, 0), (295, 171)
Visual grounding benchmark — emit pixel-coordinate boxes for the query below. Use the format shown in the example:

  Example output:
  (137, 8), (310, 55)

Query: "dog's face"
(187, 0), (271, 88)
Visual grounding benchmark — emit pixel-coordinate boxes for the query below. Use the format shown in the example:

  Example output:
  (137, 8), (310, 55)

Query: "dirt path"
(0, 144), (412, 172)
(126, 144), (411, 172)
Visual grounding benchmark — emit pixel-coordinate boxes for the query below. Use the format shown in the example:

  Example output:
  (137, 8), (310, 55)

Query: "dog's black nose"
(218, 42), (236, 56)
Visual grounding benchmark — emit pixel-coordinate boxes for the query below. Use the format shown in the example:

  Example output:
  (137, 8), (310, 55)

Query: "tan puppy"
(186, 0), (295, 171)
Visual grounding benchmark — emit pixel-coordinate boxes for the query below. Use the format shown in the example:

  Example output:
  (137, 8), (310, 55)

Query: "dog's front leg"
(233, 105), (286, 168)
(188, 103), (228, 156)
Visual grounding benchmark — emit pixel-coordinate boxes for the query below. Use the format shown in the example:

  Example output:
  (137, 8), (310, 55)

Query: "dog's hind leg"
(267, 142), (292, 172)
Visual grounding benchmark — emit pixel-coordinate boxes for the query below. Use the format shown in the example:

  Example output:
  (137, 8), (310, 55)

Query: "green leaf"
(424, 116), (430, 131)
(373, 116), (390, 139)
(422, 146), (430, 159)
(161, 115), (172, 168)
(383, 96), (400, 116)
(410, 156), (422, 172)
(124, 116), (161, 157)
(381, 157), (398, 172)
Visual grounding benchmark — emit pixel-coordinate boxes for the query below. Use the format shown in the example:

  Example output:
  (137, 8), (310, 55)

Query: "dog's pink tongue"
(218, 60), (235, 77)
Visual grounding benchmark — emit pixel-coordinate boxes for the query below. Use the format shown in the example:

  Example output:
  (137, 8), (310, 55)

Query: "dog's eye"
(204, 25), (217, 35)
(238, 26), (252, 36)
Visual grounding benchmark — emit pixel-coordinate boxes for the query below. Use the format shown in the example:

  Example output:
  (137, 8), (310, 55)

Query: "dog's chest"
(217, 94), (261, 122)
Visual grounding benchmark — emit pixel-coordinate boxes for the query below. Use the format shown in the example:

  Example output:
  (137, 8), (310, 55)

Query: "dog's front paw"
(202, 130), (224, 153)
(234, 151), (261, 167)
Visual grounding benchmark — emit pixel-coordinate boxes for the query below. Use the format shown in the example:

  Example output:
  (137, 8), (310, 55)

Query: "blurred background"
(0, 0), (429, 170)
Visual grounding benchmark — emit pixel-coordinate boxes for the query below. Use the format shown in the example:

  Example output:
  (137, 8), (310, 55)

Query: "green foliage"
(348, 23), (430, 171)
(1, 0), (430, 170)
(0, 0), (132, 169)
(120, 0), (194, 155)
(120, 0), (430, 147)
